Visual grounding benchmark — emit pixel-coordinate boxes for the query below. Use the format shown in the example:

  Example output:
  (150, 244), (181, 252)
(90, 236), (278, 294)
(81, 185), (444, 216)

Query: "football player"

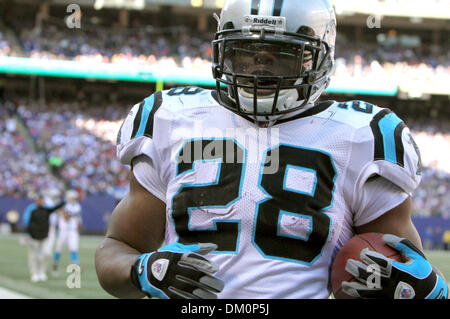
(22, 193), (65, 282)
(95, 0), (448, 299)
(52, 190), (82, 274)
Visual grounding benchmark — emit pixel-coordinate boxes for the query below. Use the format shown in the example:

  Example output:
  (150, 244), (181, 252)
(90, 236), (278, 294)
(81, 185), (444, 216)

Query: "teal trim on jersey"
(378, 112), (403, 165)
(178, 156), (242, 254)
(277, 210), (313, 241)
(22, 203), (37, 228)
(251, 143), (336, 266)
(283, 165), (317, 197)
(426, 275), (449, 299)
(170, 138), (247, 255)
(176, 157), (222, 183)
(135, 94), (155, 138)
(180, 157), (243, 254)
(186, 218), (242, 255)
(158, 242), (200, 254)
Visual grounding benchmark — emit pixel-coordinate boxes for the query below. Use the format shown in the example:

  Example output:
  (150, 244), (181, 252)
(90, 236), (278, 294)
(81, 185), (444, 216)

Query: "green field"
(0, 233), (449, 299)
(0, 234), (114, 299)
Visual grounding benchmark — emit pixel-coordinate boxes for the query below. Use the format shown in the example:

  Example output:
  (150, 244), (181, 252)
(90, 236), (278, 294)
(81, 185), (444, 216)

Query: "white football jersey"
(117, 87), (422, 298)
(59, 202), (81, 231)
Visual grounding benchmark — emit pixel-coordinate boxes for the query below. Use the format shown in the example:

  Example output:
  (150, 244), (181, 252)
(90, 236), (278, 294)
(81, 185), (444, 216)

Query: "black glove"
(131, 242), (224, 299)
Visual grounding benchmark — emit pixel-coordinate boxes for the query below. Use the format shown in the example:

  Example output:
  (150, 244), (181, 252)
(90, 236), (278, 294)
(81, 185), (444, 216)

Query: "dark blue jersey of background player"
(22, 195), (65, 240)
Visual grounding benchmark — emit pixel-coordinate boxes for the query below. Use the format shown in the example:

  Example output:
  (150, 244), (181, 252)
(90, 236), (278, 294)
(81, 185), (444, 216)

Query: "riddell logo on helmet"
(253, 17), (278, 25)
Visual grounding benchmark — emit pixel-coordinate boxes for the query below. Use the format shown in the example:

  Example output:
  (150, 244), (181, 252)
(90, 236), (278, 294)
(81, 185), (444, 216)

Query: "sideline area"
(0, 286), (31, 299)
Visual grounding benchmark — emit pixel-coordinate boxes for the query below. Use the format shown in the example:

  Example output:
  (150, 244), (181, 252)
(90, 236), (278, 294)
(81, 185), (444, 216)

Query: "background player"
(22, 193), (65, 282)
(52, 190), (83, 275)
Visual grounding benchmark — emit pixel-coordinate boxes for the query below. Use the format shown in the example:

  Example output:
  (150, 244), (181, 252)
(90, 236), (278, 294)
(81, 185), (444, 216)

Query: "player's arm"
(95, 167), (224, 299)
(355, 196), (421, 248)
(95, 170), (166, 299)
(45, 201), (65, 214)
(99, 95), (224, 299)
(342, 109), (447, 299)
(355, 195), (448, 287)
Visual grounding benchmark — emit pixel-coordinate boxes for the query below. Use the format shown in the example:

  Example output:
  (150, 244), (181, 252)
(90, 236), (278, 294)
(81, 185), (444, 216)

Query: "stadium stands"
(1, 19), (448, 99)
(0, 101), (64, 198)
(1, 98), (129, 198)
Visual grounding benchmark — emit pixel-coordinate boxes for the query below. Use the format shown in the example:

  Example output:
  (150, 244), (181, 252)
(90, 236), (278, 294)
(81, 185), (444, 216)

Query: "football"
(330, 232), (403, 299)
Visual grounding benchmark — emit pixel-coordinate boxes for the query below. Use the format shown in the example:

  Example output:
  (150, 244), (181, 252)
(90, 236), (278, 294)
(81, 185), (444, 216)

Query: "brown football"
(331, 232), (403, 299)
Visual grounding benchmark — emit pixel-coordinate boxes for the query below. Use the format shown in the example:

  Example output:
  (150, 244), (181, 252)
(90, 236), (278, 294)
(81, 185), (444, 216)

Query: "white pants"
(44, 225), (56, 256)
(55, 229), (79, 253)
(26, 236), (50, 280)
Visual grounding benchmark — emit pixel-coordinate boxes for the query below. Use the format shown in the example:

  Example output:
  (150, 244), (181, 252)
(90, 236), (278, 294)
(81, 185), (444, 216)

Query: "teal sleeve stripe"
(22, 203), (36, 227)
(378, 112), (403, 164)
(159, 242), (200, 253)
(135, 94), (155, 138)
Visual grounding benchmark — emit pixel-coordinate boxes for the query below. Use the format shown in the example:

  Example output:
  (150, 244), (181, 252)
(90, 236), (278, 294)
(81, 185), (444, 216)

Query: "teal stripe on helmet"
(251, 0), (261, 15)
(272, 0), (284, 16)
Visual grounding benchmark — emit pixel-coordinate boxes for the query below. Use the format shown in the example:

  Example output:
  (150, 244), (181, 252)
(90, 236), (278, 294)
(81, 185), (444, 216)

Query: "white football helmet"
(212, 0), (336, 122)
(65, 190), (79, 202)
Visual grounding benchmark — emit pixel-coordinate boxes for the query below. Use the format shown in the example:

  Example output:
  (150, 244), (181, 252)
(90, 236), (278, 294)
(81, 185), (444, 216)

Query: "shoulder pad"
(318, 100), (383, 129)
(116, 87), (213, 165)
(159, 86), (211, 112)
(116, 91), (163, 164)
(350, 107), (422, 197)
(369, 108), (411, 168)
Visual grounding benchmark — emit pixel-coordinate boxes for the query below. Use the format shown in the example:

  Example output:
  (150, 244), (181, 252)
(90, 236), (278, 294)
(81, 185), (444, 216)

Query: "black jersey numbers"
(337, 100), (374, 114)
(172, 139), (244, 253)
(172, 141), (336, 264)
(254, 145), (336, 264)
(167, 87), (204, 96)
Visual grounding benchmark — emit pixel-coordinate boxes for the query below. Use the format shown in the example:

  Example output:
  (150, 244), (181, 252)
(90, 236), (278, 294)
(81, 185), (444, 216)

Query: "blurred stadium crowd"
(0, 19), (449, 84)
(0, 22), (213, 72)
(0, 98), (129, 201)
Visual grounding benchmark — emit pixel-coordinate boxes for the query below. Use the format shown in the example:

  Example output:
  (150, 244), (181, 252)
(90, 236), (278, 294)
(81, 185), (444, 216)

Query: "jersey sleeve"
(345, 108), (422, 213)
(116, 91), (163, 166)
(131, 155), (167, 203)
(116, 91), (173, 199)
(352, 176), (409, 227)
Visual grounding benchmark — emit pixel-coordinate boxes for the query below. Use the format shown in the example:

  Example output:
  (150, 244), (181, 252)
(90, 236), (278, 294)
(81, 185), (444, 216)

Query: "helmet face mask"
(211, 0), (336, 122)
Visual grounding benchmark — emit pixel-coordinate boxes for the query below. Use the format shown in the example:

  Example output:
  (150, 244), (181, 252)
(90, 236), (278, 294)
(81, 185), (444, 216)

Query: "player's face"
(223, 41), (313, 96)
